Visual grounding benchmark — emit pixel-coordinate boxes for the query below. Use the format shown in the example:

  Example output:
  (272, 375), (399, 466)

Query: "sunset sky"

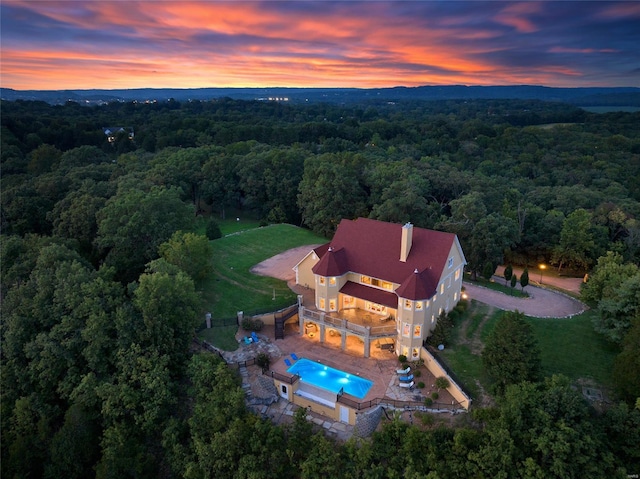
(1, 1), (639, 90)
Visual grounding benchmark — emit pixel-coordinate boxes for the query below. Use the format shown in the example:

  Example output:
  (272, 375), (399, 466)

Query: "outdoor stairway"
(274, 305), (299, 340)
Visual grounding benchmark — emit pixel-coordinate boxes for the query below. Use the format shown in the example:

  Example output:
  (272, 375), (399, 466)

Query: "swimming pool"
(287, 358), (373, 399)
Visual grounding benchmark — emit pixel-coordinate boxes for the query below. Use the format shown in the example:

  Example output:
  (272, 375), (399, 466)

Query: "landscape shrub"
(414, 370), (422, 378)
(241, 317), (264, 332)
(424, 397), (433, 407)
(205, 218), (222, 240)
(435, 377), (450, 390)
(431, 392), (439, 400)
(417, 411), (434, 426)
(417, 382), (425, 389)
(256, 352), (270, 370)
(398, 354), (407, 363)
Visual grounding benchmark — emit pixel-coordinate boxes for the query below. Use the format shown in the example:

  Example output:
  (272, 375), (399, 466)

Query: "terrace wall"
(419, 347), (472, 410)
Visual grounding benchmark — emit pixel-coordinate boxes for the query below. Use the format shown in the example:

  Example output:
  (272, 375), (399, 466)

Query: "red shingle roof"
(313, 218), (457, 300)
(339, 281), (399, 309)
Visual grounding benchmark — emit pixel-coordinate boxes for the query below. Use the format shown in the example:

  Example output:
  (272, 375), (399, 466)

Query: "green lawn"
(464, 274), (529, 298)
(197, 223), (326, 349)
(526, 310), (618, 386)
(438, 301), (617, 402)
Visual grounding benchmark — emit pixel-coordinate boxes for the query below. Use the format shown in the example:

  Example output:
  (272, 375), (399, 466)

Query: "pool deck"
(232, 321), (456, 407)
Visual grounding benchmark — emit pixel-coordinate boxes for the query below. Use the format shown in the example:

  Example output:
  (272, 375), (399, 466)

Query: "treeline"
(1, 98), (639, 477)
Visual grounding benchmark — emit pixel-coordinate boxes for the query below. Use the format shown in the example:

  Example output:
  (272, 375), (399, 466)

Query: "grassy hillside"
(197, 223), (326, 350)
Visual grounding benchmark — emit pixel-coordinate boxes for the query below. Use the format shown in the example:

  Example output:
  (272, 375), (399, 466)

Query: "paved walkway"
(463, 276), (586, 318)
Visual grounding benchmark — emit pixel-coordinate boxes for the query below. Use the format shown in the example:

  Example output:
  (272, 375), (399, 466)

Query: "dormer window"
(329, 277), (336, 286)
(319, 276), (326, 285)
(448, 257), (454, 268)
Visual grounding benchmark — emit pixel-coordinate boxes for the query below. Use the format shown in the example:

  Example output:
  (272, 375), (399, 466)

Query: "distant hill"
(2, 85), (639, 107)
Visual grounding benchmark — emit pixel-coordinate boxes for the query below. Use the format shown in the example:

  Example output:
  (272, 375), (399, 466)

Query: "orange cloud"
(1, 1), (636, 89)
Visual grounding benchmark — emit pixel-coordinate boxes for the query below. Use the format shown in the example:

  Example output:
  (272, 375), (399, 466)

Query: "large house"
(294, 218), (467, 361)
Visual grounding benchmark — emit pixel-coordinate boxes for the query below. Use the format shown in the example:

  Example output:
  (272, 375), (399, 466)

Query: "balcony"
(299, 306), (397, 339)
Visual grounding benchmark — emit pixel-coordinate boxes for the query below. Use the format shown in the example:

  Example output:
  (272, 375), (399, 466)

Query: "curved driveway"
(463, 281), (585, 318)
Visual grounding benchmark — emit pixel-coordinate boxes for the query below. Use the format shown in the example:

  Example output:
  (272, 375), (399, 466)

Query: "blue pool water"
(287, 358), (373, 399)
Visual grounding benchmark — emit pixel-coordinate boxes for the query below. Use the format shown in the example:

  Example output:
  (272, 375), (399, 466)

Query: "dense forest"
(1, 97), (639, 478)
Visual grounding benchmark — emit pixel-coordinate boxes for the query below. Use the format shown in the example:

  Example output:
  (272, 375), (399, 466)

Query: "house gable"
(312, 218), (458, 301)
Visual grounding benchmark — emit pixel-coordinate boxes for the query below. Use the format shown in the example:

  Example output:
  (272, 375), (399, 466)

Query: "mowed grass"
(526, 310), (618, 386)
(440, 304), (503, 398)
(438, 300), (617, 400)
(197, 224), (326, 349)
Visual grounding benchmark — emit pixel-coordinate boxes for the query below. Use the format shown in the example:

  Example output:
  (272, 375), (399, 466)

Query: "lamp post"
(539, 264), (546, 284)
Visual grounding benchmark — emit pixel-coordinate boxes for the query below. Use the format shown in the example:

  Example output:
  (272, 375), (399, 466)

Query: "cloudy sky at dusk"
(1, 1), (639, 90)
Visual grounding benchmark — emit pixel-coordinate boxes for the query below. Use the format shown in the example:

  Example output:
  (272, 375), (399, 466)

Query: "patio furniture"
(284, 358), (292, 367)
(291, 353), (299, 361)
(396, 366), (410, 375)
(399, 381), (414, 389)
(399, 374), (414, 382)
(243, 336), (252, 344)
(251, 331), (259, 343)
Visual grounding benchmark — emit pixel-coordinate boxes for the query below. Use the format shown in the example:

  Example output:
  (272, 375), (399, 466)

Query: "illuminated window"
(329, 299), (337, 311)
(440, 283), (444, 294)
(361, 275), (371, 285)
(454, 292), (458, 301)
(319, 276), (325, 285)
(329, 277), (336, 286)
(404, 299), (412, 310)
(415, 301), (423, 310)
(319, 298), (325, 309)
(343, 295), (355, 308)
(381, 281), (393, 290)
(413, 325), (421, 337)
(455, 268), (460, 281)
(367, 302), (387, 314)
(412, 348), (420, 360)
(431, 315), (435, 324)
(403, 323), (410, 337)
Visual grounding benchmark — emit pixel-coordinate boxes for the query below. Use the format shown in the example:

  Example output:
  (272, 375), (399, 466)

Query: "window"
(402, 323), (410, 337)
(455, 268), (460, 281)
(366, 302), (387, 314)
(319, 298), (325, 309)
(431, 315), (435, 325)
(281, 385), (287, 394)
(319, 276), (325, 285)
(454, 292), (458, 301)
(448, 277), (451, 288)
(404, 299), (412, 310)
(448, 257), (454, 268)
(440, 283), (444, 294)
(343, 295), (355, 308)
(361, 275), (371, 285)
(329, 277), (336, 286)
(415, 301), (423, 310)
(412, 348), (420, 360)
(381, 281), (393, 290)
(413, 325), (421, 338)
(329, 299), (337, 311)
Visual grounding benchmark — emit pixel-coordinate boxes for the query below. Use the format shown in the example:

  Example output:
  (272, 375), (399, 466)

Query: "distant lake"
(580, 106), (640, 113)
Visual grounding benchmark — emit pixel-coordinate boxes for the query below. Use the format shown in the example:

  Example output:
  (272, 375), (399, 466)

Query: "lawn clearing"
(197, 223), (326, 349)
(526, 310), (618, 386)
(437, 301), (617, 403)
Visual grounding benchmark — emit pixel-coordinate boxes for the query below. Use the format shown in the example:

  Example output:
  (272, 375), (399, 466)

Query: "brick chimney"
(400, 222), (413, 262)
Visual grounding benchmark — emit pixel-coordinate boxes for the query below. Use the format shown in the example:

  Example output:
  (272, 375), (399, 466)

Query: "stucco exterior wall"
(295, 251), (319, 289)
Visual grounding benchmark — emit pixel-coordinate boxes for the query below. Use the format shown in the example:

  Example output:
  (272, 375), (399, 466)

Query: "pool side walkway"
(222, 322), (457, 441)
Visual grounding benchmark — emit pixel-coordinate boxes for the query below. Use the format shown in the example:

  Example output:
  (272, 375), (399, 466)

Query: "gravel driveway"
(463, 280), (586, 318)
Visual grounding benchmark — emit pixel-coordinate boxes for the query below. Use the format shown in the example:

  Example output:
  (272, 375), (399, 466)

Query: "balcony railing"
(300, 307), (396, 338)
